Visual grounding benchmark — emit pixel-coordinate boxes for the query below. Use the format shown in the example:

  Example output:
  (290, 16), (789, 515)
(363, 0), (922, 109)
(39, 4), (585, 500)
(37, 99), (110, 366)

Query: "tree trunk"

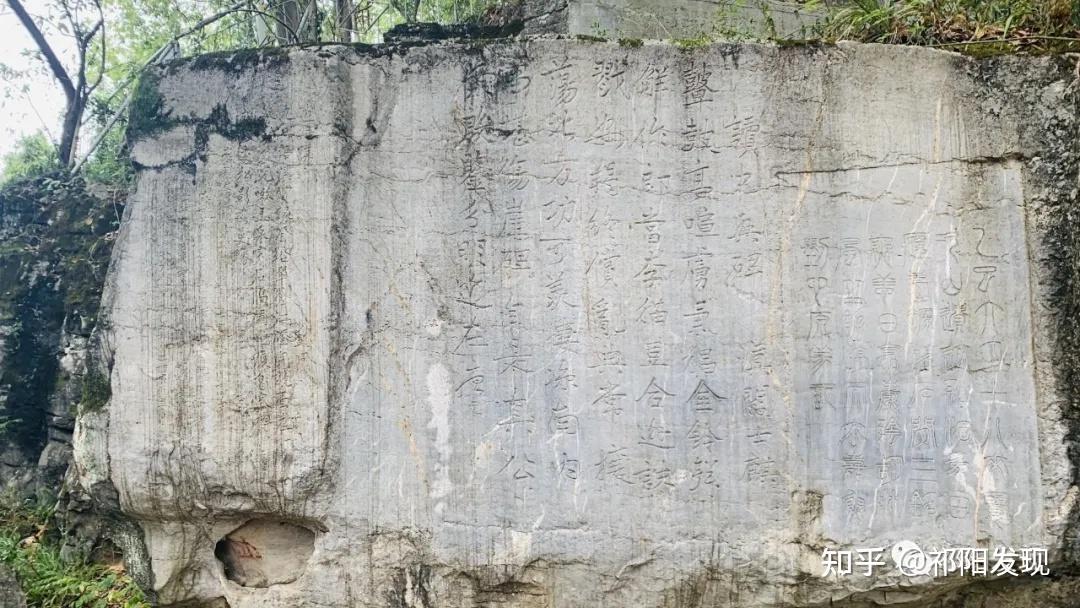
(57, 99), (82, 168)
(335, 0), (354, 42)
(274, 0), (299, 44)
(275, 0), (320, 43)
(6, 0), (80, 167)
(298, 0), (320, 42)
(390, 0), (421, 23)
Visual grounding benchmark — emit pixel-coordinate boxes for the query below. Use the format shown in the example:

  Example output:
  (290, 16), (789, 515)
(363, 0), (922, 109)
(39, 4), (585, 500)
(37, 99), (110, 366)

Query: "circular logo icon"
(892, 540), (931, 576)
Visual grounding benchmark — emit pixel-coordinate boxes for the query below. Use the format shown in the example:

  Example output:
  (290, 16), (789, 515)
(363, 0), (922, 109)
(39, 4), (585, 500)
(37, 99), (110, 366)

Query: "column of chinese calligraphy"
(789, 163), (1042, 547)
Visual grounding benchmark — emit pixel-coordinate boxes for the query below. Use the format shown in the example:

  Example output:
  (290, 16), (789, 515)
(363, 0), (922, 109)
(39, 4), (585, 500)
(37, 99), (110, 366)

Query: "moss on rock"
(126, 71), (171, 143)
(0, 174), (121, 455)
(79, 368), (111, 413)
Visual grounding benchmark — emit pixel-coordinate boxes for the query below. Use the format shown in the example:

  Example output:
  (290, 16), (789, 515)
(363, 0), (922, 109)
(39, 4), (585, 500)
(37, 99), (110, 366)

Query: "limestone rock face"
(568, 0), (819, 39)
(511, 0), (821, 39)
(0, 563), (27, 608)
(75, 39), (1080, 607)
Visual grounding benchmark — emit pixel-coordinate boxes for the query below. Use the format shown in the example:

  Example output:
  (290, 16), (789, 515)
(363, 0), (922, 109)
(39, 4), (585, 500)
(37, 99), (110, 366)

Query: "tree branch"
(81, 17), (102, 46)
(5, 0), (76, 102)
(85, 0), (106, 97)
(230, 8), (300, 44)
(297, 0), (319, 41)
(86, 22), (105, 96)
(361, 4), (392, 35)
(174, 0), (250, 41)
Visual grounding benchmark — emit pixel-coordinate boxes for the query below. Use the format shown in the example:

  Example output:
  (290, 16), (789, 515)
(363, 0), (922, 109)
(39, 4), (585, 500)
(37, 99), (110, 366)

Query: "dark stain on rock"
(0, 174), (121, 459)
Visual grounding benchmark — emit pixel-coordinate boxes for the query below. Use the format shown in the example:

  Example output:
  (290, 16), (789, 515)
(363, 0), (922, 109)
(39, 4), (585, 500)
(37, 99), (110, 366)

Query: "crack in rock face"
(213, 520), (316, 588)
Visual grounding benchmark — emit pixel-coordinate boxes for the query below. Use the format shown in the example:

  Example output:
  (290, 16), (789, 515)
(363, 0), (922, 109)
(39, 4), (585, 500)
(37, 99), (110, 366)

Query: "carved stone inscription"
(788, 163), (1038, 547)
(94, 39), (1075, 606)
(343, 44), (1040, 556)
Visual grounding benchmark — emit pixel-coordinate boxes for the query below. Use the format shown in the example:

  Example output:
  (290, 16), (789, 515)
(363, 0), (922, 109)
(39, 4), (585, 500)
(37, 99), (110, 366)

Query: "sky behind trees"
(0, 8), (68, 171)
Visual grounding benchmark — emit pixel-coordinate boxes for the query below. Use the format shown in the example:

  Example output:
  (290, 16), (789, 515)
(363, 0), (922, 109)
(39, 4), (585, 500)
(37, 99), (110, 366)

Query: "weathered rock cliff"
(74, 35), (1080, 607)
(0, 175), (121, 494)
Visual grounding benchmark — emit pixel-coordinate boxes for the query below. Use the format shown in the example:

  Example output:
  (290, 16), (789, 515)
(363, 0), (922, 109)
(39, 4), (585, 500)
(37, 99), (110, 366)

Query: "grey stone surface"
(506, 0), (822, 39)
(0, 570), (25, 608)
(0, 564), (26, 608)
(564, 0), (822, 39)
(74, 39), (1080, 607)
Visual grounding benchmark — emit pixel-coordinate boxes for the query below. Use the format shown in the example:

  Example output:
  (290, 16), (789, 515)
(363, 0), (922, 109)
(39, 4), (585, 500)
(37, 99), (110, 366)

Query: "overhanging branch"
(5, 0), (77, 102)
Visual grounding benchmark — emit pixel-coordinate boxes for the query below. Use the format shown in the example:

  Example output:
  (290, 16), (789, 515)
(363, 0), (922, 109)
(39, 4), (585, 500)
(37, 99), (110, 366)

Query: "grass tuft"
(806, 0), (1080, 55)
(0, 492), (149, 608)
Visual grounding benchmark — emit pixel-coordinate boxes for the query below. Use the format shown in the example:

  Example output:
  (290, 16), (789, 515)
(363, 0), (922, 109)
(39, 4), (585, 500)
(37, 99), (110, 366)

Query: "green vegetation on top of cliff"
(674, 34), (714, 50)
(180, 45), (293, 76)
(0, 492), (149, 608)
(128, 61), (269, 150)
(125, 70), (170, 144)
(805, 0), (1080, 55)
(670, 0), (1079, 56)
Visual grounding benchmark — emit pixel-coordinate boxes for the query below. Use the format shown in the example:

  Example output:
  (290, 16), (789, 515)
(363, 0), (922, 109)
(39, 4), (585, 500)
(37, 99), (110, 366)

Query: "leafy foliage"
(103, 0), (261, 86)
(80, 125), (133, 188)
(420, 0), (505, 23)
(806, 0), (1080, 53)
(0, 492), (148, 608)
(712, 0), (781, 40)
(0, 415), (19, 438)
(79, 368), (112, 413)
(0, 134), (60, 187)
(674, 34), (714, 49)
